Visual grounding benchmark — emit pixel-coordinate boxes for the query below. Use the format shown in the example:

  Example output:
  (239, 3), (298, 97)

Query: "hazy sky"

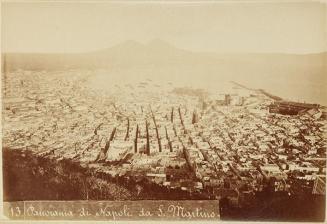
(2, 1), (327, 53)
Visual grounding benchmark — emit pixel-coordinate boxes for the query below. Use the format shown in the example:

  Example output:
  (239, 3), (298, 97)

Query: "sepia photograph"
(1, 0), (326, 222)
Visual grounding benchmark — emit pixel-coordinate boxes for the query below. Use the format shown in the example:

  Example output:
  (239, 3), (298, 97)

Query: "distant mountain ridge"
(2, 39), (326, 72)
(2, 39), (326, 104)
